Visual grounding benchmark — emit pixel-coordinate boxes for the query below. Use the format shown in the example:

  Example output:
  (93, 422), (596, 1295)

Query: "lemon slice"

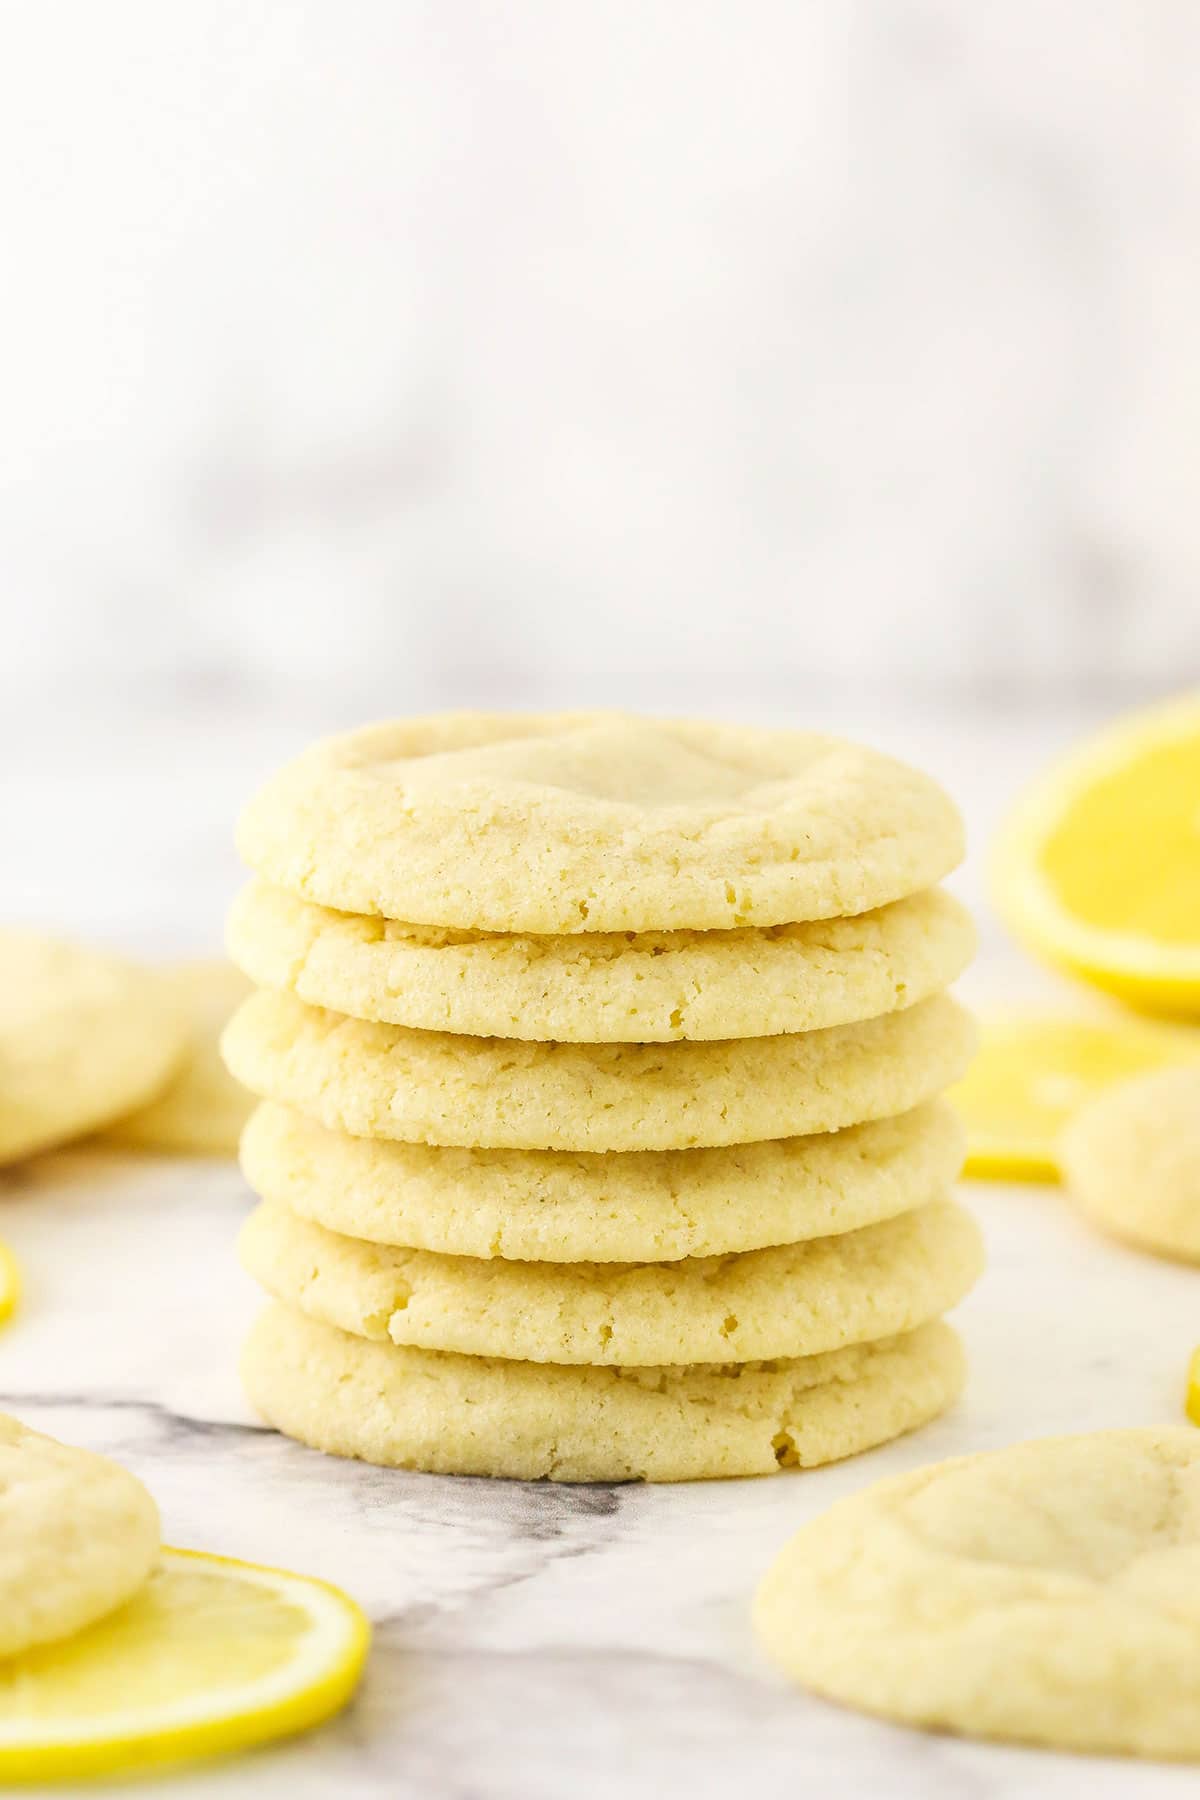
(1186, 1348), (1200, 1428)
(0, 1547), (368, 1782)
(993, 692), (1200, 1014)
(0, 1238), (20, 1328)
(950, 1013), (1200, 1180)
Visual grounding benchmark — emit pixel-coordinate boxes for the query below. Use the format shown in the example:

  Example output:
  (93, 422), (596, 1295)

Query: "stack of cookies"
(224, 712), (982, 1483)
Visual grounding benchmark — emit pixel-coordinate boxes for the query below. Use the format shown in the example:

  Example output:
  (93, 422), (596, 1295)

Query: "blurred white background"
(1, 1), (1197, 949)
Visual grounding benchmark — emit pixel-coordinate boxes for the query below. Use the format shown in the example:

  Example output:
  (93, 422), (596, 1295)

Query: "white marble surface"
(4, 1145), (1199, 1798)
(2, 698), (1198, 1796)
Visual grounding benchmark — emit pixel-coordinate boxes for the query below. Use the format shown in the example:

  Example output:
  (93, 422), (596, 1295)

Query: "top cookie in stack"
(225, 712), (981, 1483)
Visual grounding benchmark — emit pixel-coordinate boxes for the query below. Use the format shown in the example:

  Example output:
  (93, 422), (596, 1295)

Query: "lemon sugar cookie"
(1061, 1066), (1200, 1261)
(0, 1415), (159, 1657)
(240, 1098), (966, 1262)
(239, 1197), (982, 1367)
(228, 878), (975, 1043)
(106, 961), (253, 1155)
(755, 1427), (1200, 1759)
(0, 932), (186, 1166)
(223, 989), (975, 1153)
(242, 1305), (966, 1483)
(237, 712), (965, 934)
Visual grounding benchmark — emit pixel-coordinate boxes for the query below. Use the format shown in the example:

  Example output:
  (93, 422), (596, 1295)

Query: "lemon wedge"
(951, 1013), (1200, 1180)
(0, 1238), (20, 1328)
(993, 692), (1200, 1014)
(0, 1547), (368, 1782)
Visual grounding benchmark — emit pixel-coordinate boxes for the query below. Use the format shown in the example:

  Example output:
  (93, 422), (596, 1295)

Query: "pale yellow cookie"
(239, 1197), (982, 1366)
(0, 933), (186, 1166)
(106, 962), (253, 1155)
(223, 990), (975, 1153)
(236, 712), (964, 934)
(227, 878), (975, 1043)
(1060, 1066), (1200, 1262)
(755, 1427), (1200, 1760)
(242, 1304), (965, 1482)
(0, 1414), (160, 1656)
(240, 1099), (966, 1262)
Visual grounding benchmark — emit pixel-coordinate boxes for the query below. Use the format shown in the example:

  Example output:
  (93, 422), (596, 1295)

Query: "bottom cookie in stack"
(242, 1306), (966, 1484)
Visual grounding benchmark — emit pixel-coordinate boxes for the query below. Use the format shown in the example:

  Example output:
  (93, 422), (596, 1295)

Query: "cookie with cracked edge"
(242, 1304), (966, 1482)
(239, 1196), (983, 1367)
(227, 877), (976, 1042)
(222, 989), (976, 1152)
(239, 1098), (966, 1262)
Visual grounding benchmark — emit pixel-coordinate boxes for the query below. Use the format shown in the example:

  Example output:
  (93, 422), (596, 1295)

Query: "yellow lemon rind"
(962, 1139), (1060, 1183)
(0, 1240), (21, 1328)
(993, 693), (1200, 1012)
(0, 1547), (369, 1783)
(1186, 1349), (1200, 1429)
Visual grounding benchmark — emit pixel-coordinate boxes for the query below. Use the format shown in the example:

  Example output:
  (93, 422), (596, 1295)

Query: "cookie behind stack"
(225, 712), (981, 1482)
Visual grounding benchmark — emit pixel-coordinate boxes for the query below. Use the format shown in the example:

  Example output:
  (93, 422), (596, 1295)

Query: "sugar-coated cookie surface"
(0, 1414), (160, 1656)
(242, 1305), (965, 1482)
(755, 1427), (1200, 1759)
(241, 1099), (966, 1262)
(236, 712), (964, 934)
(228, 878), (975, 1042)
(106, 961), (253, 1154)
(0, 933), (186, 1166)
(1061, 1066), (1200, 1262)
(240, 1197), (981, 1366)
(223, 989), (975, 1152)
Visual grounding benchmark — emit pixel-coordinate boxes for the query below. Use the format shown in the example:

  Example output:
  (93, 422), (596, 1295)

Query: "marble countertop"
(5, 1150), (1199, 1799)
(4, 697), (1197, 1798)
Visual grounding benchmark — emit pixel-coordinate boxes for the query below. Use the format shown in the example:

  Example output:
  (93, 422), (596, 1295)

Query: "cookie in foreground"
(756, 1426), (1200, 1759)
